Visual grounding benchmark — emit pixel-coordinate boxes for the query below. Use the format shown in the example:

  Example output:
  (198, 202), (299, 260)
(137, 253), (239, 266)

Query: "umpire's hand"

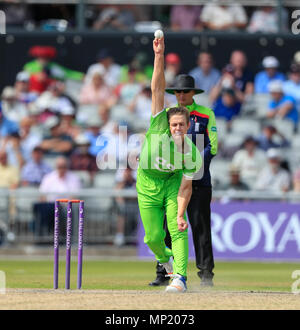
(177, 216), (188, 232)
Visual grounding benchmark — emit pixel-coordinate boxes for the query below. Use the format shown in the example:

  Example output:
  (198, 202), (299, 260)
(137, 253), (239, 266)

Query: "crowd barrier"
(0, 188), (299, 254)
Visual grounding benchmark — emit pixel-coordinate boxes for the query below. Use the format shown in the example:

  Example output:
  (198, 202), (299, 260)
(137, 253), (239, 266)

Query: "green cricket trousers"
(136, 169), (188, 277)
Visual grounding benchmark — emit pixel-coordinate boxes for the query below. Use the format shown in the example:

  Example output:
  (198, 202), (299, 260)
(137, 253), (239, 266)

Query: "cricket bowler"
(136, 35), (202, 292)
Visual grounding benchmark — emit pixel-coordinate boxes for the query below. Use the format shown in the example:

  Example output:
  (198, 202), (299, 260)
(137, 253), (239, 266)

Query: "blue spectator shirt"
(254, 71), (285, 93)
(213, 97), (241, 121)
(189, 67), (220, 92)
(268, 95), (299, 125)
(283, 80), (300, 110)
(85, 131), (108, 157)
(21, 160), (52, 185)
(0, 116), (19, 136)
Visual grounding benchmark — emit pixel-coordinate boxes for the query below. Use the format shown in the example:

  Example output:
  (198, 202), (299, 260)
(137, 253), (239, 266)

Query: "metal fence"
(0, 187), (299, 246)
(0, 187), (139, 246)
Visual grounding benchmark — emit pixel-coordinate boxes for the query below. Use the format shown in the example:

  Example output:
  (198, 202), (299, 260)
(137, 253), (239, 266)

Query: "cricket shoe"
(161, 258), (173, 276)
(165, 274), (187, 293)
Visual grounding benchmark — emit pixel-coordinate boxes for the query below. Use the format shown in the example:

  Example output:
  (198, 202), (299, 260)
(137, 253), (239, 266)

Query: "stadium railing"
(0, 187), (299, 247)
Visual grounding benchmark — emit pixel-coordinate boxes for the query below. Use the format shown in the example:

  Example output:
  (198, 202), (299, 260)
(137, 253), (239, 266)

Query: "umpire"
(149, 74), (218, 287)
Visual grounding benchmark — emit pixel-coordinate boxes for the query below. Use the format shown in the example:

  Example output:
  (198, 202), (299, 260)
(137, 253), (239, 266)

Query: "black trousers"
(187, 186), (214, 278)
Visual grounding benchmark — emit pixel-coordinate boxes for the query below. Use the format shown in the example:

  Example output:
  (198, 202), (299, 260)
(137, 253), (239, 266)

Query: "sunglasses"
(174, 90), (192, 94)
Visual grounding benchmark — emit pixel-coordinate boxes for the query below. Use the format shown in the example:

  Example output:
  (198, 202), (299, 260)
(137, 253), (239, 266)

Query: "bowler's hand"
(177, 216), (188, 232)
(153, 37), (165, 55)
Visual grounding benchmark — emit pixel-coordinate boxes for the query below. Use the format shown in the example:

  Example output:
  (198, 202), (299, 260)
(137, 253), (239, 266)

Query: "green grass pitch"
(0, 259), (296, 292)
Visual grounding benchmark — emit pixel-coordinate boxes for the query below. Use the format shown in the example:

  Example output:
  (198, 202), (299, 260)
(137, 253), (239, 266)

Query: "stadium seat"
(215, 118), (228, 139)
(14, 187), (40, 223)
(43, 156), (57, 169)
(292, 135), (300, 149)
(223, 134), (245, 148)
(210, 160), (231, 185)
(76, 104), (101, 126)
(231, 118), (261, 136)
(193, 94), (212, 108)
(110, 104), (130, 122)
(270, 119), (295, 139)
(93, 172), (116, 188)
(0, 188), (9, 228)
(253, 93), (271, 118)
(65, 80), (83, 103)
(71, 170), (92, 188)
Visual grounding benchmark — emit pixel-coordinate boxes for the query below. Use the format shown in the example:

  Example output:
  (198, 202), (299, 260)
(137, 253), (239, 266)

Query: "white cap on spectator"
(75, 134), (90, 145)
(28, 102), (42, 115)
(262, 56), (279, 69)
(1, 86), (15, 99)
(268, 80), (283, 93)
(59, 99), (75, 116)
(16, 71), (30, 82)
(92, 66), (105, 77)
(294, 51), (300, 64)
(267, 148), (281, 160)
(44, 116), (60, 130)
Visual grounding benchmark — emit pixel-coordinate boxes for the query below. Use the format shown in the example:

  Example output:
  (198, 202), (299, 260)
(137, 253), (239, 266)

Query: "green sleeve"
(207, 110), (218, 156)
(49, 63), (84, 81)
(148, 109), (169, 134)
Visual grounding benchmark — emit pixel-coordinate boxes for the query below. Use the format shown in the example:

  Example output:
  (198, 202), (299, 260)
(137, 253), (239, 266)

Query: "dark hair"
(167, 106), (190, 125)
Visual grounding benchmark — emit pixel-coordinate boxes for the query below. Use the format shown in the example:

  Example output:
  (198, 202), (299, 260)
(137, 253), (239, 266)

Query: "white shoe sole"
(165, 284), (187, 293)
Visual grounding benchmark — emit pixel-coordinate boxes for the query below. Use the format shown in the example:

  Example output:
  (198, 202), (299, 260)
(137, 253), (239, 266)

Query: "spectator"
(189, 52), (220, 93)
(3, 117), (42, 168)
(0, 106), (19, 138)
(129, 85), (152, 127)
(1, 87), (28, 123)
(1, 132), (24, 169)
(229, 50), (254, 101)
(283, 63), (300, 111)
(93, 5), (136, 31)
(69, 134), (98, 178)
(293, 51), (300, 66)
(293, 169), (300, 193)
(39, 116), (73, 158)
(165, 53), (181, 87)
(114, 166), (137, 247)
(24, 45), (84, 81)
(21, 146), (52, 186)
(79, 68), (116, 108)
(14, 71), (37, 104)
(217, 164), (249, 191)
(247, 6), (288, 33)
(99, 107), (117, 134)
(39, 156), (81, 202)
(28, 68), (54, 95)
(0, 150), (19, 189)
(129, 84), (152, 123)
(120, 52), (153, 84)
(254, 56), (285, 93)
(213, 88), (241, 125)
(201, 2), (247, 31)
(35, 81), (76, 120)
(170, 5), (203, 31)
(257, 125), (290, 151)
(85, 49), (121, 88)
(255, 148), (290, 192)
(59, 106), (81, 140)
(115, 67), (142, 109)
(84, 118), (104, 157)
(266, 80), (299, 131)
(232, 136), (267, 189)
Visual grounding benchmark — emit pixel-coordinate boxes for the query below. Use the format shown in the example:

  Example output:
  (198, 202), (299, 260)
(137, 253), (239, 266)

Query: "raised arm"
(151, 37), (165, 116)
